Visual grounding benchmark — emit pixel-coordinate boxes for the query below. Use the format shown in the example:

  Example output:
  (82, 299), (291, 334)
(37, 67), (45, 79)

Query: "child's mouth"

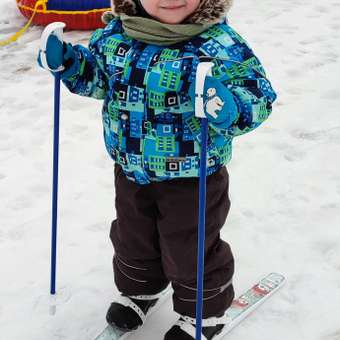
(160, 5), (185, 10)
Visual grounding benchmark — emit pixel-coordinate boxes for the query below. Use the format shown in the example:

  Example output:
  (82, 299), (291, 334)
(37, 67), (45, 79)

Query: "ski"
(94, 273), (285, 340)
(213, 272), (286, 339)
(94, 287), (171, 340)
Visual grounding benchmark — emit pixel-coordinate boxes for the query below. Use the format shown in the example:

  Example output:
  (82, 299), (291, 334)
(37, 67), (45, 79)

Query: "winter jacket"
(62, 18), (277, 184)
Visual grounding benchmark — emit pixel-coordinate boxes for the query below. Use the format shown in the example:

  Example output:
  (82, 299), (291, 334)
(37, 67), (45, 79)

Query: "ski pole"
(39, 22), (66, 295)
(194, 62), (214, 340)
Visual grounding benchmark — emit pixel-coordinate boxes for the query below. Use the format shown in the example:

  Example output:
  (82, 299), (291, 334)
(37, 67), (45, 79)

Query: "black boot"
(106, 296), (158, 331)
(164, 316), (225, 340)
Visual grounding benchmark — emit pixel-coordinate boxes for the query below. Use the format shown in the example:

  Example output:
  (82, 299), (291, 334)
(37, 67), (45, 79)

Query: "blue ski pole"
(39, 22), (66, 295)
(194, 62), (214, 340)
(50, 71), (61, 295)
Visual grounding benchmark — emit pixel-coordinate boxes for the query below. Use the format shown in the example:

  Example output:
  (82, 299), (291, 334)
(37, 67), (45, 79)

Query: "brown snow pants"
(110, 163), (235, 318)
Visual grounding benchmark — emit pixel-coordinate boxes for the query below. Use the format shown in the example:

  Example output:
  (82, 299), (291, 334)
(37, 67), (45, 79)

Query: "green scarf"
(120, 14), (214, 46)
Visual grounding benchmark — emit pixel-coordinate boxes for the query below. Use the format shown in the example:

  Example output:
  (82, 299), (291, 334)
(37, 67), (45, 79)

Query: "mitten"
(37, 34), (78, 79)
(189, 76), (239, 129)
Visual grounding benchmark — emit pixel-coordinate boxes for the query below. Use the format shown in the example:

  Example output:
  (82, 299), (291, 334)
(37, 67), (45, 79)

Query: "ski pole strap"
(39, 22), (66, 72)
(194, 62), (214, 118)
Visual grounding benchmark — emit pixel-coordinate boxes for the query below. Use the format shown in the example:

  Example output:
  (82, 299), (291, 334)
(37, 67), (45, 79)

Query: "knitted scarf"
(119, 14), (214, 45)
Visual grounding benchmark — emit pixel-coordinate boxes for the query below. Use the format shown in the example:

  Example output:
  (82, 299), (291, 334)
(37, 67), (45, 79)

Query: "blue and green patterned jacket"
(63, 18), (277, 184)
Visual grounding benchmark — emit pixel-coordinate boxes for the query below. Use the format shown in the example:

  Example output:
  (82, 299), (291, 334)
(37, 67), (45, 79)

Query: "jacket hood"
(108, 0), (233, 24)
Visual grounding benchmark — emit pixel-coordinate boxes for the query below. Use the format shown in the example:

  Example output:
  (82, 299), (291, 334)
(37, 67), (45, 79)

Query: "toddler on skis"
(38, 0), (277, 339)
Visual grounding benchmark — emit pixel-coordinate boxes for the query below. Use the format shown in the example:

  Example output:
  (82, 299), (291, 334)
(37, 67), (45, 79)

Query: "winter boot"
(106, 288), (170, 332)
(164, 314), (230, 340)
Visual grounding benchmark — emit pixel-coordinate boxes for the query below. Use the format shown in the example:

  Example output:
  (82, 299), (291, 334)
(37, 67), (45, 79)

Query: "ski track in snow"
(1, 0), (340, 339)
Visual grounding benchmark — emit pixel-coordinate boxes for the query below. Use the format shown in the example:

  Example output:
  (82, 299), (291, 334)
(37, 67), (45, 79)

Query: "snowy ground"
(1, 0), (340, 339)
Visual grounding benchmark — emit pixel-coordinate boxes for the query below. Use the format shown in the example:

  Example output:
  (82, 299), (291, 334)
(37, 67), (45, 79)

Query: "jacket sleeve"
(205, 44), (277, 138)
(62, 28), (109, 100)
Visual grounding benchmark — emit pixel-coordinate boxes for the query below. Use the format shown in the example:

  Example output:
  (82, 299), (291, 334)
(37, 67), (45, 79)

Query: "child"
(39, 0), (277, 339)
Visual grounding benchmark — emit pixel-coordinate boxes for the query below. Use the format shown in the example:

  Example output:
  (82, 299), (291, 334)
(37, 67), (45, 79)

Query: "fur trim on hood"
(104, 0), (233, 24)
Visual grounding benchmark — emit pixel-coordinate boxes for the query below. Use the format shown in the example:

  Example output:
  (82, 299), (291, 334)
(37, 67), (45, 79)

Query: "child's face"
(140, 0), (200, 24)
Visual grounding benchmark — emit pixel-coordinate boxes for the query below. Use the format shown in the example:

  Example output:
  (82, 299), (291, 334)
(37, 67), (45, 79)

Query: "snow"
(1, 0), (340, 339)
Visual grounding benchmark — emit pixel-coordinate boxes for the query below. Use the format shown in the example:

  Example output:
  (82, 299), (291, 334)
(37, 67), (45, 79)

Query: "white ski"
(214, 272), (286, 339)
(94, 273), (285, 340)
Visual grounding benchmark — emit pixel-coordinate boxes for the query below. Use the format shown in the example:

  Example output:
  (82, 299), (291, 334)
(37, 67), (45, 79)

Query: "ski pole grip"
(39, 22), (66, 72)
(195, 62), (214, 118)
